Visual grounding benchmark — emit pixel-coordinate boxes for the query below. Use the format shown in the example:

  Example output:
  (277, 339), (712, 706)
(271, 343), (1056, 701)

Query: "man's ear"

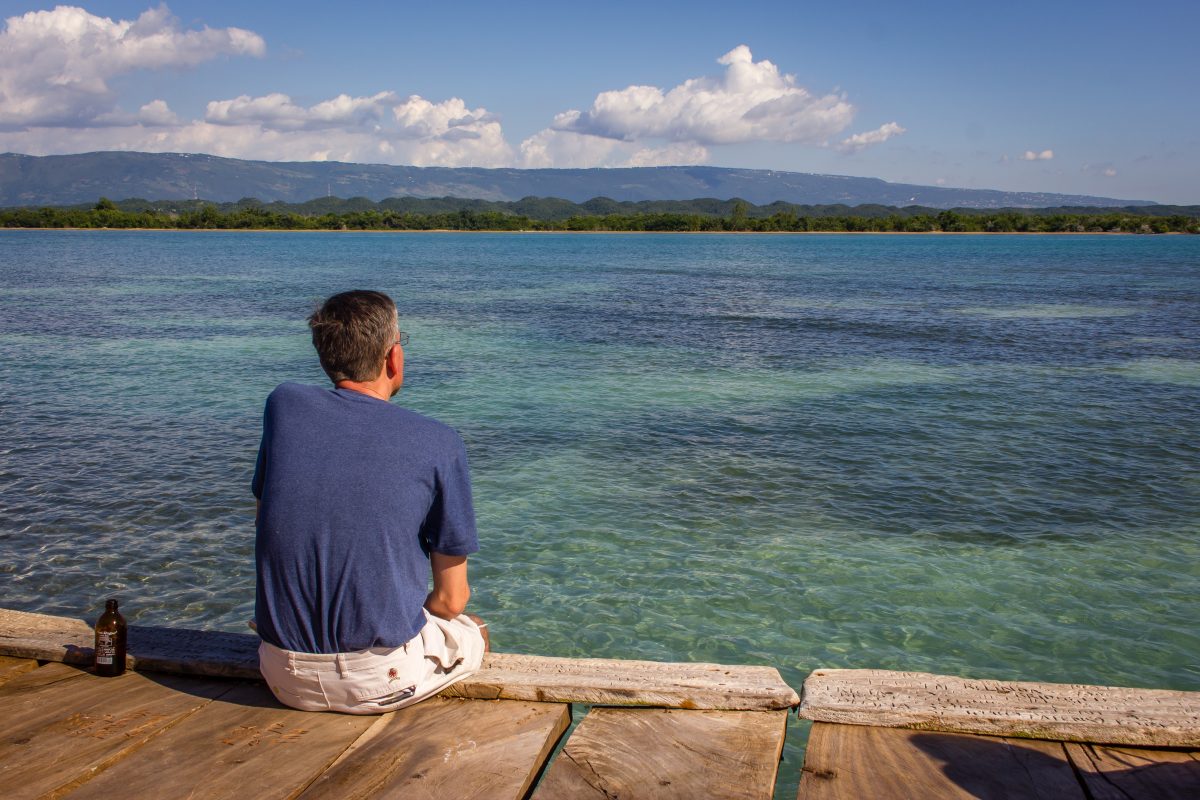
(386, 342), (404, 380)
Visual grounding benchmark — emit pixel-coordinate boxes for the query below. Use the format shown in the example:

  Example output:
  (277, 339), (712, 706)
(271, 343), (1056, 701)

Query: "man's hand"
(465, 612), (491, 652)
(424, 552), (471, 620)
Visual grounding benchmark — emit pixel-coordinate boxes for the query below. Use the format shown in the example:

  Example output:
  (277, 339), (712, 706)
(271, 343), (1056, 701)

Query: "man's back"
(253, 382), (477, 654)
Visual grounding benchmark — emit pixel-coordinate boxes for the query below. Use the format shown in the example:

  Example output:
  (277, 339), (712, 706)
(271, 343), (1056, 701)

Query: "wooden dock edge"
(798, 668), (1200, 747)
(0, 607), (799, 711)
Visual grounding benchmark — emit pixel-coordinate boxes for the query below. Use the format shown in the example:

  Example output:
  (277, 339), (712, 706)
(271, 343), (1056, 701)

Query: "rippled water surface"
(2, 230), (1198, 791)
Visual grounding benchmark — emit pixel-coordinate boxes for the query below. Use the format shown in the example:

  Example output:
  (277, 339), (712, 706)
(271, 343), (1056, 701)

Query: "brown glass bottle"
(93, 598), (127, 677)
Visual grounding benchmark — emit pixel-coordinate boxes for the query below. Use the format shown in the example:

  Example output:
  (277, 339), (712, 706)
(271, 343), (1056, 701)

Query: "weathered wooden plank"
(0, 608), (800, 710)
(0, 656), (38, 686)
(533, 708), (787, 799)
(0, 607), (95, 667)
(448, 653), (799, 711)
(0, 669), (228, 799)
(800, 668), (1200, 746)
(0, 607), (263, 678)
(129, 624), (262, 677)
(1063, 741), (1200, 799)
(63, 681), (377, 800)
(797, 722), (1086, 800)
(301, 697), (569, 800)
(0, 661), (92, 698)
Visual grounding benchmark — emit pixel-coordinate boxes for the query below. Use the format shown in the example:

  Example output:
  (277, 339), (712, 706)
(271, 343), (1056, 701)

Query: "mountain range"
(0, 151), (1155, 209)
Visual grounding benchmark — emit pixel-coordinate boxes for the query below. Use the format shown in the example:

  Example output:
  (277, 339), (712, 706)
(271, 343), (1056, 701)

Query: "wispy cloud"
(205, 92), (399, 132)
(1082, 162), (1118, 178)
(1021, 149), (1054, 161)
(838, 121), (905, 153)
(624, 142), (710, 167)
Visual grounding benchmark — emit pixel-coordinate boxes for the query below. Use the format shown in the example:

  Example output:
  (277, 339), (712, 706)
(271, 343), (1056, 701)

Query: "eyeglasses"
(395, 331), (409, 347)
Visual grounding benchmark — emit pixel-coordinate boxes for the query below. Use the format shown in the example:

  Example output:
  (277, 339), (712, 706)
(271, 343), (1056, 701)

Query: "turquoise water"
(1, 230), (1198, 791)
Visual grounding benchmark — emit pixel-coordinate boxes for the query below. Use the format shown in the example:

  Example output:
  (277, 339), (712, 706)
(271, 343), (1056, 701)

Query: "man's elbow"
(444, 587), (470, 618)
(427, 586), (470, 619)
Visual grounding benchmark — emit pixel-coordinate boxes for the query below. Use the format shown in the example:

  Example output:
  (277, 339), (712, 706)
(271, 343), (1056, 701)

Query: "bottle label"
(96, 632), (116, 665)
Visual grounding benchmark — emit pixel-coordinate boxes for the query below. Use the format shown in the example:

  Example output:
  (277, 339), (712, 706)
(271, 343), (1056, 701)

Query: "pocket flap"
(348, 680), (393, 702)
(351, 681), (417, 704)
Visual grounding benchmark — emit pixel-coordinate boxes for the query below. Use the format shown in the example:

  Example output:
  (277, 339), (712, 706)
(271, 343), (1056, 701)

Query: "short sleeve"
(419, 436), (478, 556)
(251, 394), (274, 499)
(251, 441), (266, 499)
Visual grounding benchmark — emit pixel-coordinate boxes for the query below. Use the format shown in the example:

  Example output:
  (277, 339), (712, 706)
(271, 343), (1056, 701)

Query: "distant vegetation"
(3, 196), (1198, 233)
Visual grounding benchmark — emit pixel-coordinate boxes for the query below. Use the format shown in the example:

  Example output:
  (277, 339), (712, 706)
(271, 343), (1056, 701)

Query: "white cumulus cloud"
(518, 129), (622, 169)
(519, 45), (892, 168)
(198, 91), (512, 165)
(0, 5), (512, 168)
(517, 130), (709, 169)
(1021, 149), (1054, 161)
(0, 4), (264, 129)
(0, 21), (900, 171)
(838, 121), (905, 153)
(550, 45), (855, 146)
(391, 95), (498, 141)
(137, 99), (178, 126)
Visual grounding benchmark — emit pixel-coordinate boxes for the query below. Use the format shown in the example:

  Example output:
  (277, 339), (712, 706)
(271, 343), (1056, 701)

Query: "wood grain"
(797, 722), (1086, 800)
(0, 608), (799, 711)
(448, 652), (799, 711)
(800, 668), (1200, 746)
(0, 662), (92, 698)
(0, 668), (228, 799)
(0, 608), (95, 667)
(533, 707), (787, 799)
(65, 681), (377, 800)
(300, 697), (569, 800)
(0, 656), (38, 686)
(1064, 741), (1200, 799)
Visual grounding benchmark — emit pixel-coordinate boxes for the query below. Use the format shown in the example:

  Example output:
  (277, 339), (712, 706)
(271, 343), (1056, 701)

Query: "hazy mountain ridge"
(0, 151), (1155, 209)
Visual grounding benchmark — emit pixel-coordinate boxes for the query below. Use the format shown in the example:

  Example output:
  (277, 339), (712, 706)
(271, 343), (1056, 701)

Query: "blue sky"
(1, 1), (1196, 203)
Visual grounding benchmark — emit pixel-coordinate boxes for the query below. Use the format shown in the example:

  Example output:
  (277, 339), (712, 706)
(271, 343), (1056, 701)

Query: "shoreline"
(0, 227), (1183, 236)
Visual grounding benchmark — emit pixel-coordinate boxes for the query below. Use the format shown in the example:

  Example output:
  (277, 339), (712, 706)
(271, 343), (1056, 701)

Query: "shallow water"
(1, 230), (1198, 791)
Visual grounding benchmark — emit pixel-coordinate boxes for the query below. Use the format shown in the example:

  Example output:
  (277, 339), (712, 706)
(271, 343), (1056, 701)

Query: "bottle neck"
(105, 600), (119, 612)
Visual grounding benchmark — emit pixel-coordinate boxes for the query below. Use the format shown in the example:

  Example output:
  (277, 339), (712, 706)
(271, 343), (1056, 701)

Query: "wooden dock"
(797, 669), (1200, 799)
(2, 607), (1198, 798)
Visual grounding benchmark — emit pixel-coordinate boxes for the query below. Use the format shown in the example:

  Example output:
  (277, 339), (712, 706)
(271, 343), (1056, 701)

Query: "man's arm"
(424, 552), (471, 620)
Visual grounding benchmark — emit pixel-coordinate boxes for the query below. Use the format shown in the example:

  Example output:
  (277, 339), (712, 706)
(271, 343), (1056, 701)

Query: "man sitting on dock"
(252, 289), (489, 714)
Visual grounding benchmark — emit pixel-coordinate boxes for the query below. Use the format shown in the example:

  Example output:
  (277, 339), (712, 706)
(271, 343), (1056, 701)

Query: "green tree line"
(2, 197), (1197, 233)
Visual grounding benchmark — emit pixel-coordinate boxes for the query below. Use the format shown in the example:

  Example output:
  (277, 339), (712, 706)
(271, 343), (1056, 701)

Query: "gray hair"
(308, 290), (397, 383)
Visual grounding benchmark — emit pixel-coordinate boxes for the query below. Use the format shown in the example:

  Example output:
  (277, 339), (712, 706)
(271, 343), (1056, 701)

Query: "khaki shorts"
(258, 611), (485, 714)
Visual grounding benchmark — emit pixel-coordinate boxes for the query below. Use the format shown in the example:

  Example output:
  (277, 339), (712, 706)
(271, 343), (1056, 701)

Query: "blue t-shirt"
(252, 382), (478, 653)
